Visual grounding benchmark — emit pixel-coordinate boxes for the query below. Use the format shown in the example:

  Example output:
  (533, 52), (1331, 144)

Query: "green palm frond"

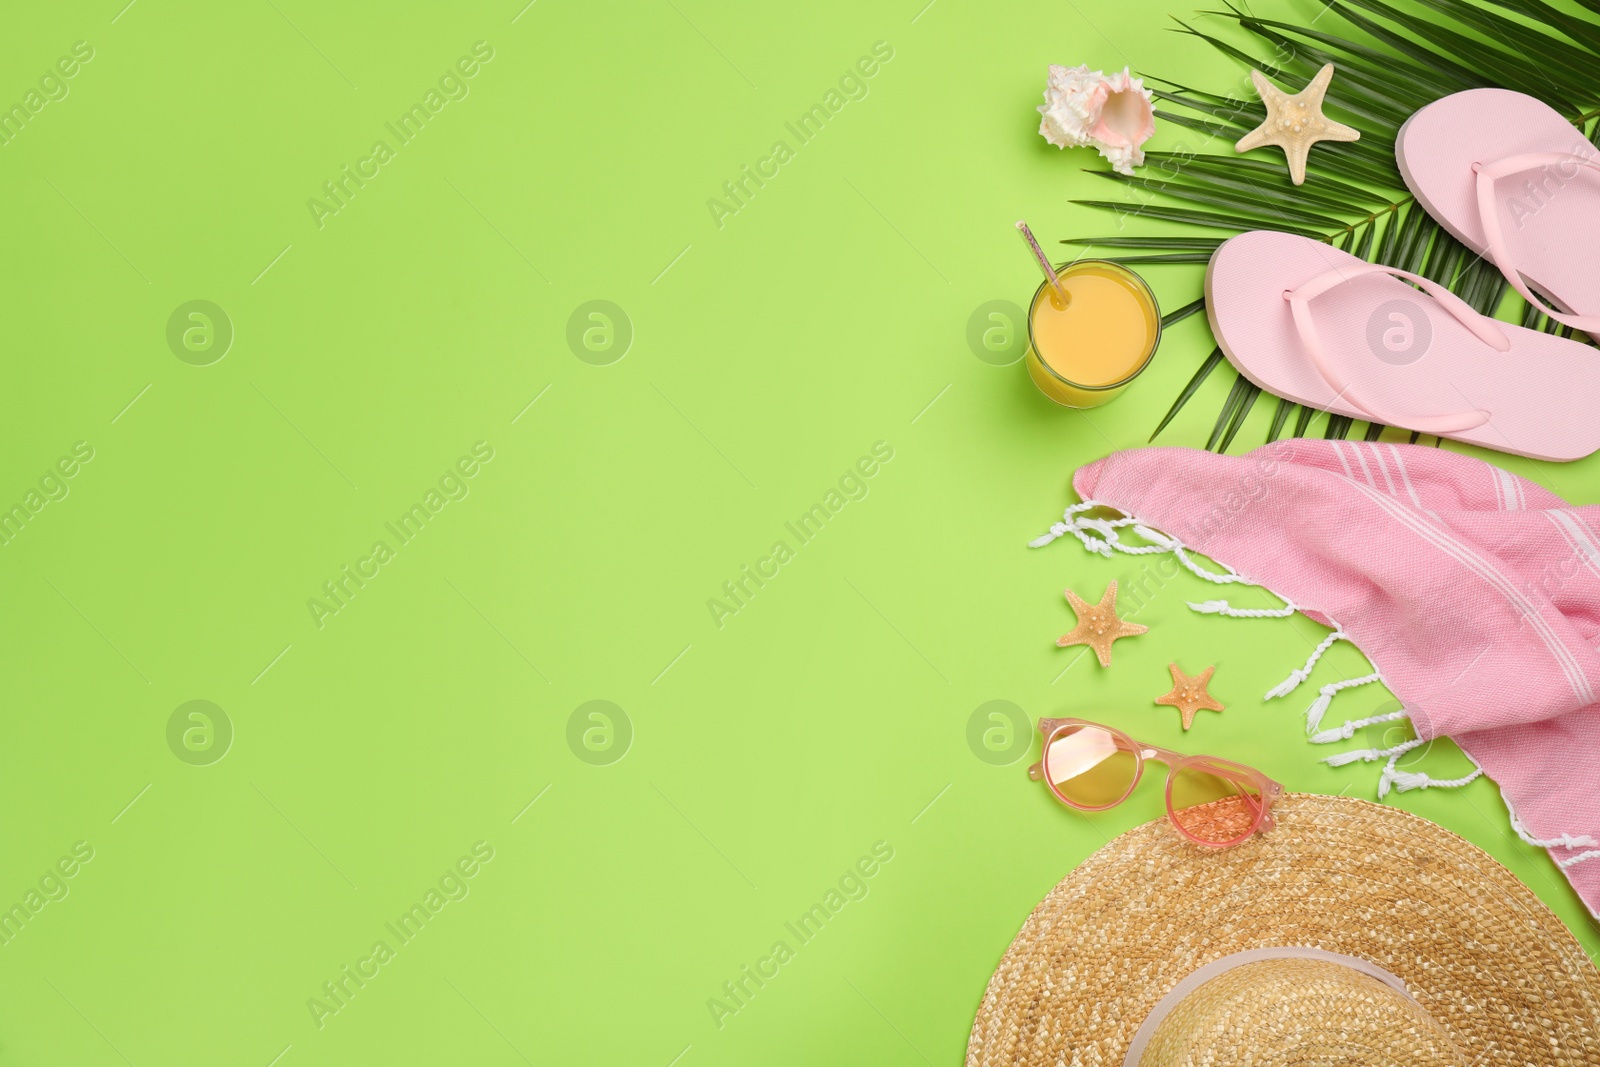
(1213, 376), (1263, 452)
(1266, 395), (1296, 441)
(1161, 297), (1209, 327)
(1064, 0), (1600, 450)
(1294, 404), (1317, 437)
(1150, 346), (1226, 441)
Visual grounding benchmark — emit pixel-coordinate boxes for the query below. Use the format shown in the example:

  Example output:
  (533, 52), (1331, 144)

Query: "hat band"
(1120, 947), (1417, 1067)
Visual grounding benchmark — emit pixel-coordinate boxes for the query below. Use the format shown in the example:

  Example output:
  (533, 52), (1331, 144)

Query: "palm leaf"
(1315, 0), (1490, 88)
(1331, 0), (1580, 111)
(1162, 297), (1208, 328)
(1061, 236), (1225, 250)
(1402, 0), (1597, 96)
(1294, 404), (1316, 438)
(1520, 299), (1545, 330)
(1216, 378), (1263, 451)
(1352, 215), (1377, 258)
(1148, 84), (1265, 126)
(1150, 347), (1226, 441)
(1104, 254), (1218, 264)
(1267, 395), (1296, 441)
(1069, 199), (1328, 238)
(1220, 10), (1462, 103)
(1207, 374), (1261, 450)
(1141, 153), (1389, 211)
(1482, 0), (1600, 57)
(1087, 171), (1354, 229)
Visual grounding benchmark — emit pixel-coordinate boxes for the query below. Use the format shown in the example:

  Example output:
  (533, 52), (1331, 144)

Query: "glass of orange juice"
(1024, 260), (1161, 408)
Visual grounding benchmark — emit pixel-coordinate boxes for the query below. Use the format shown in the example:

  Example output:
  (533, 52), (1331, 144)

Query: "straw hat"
(968, 793), (1600, 1066)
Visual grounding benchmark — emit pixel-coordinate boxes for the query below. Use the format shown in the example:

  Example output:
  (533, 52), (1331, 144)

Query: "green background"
(1, 0), (1595, 1063)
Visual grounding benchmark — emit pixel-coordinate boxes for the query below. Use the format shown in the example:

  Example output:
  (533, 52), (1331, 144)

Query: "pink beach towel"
(1030, 440), (1600, 919)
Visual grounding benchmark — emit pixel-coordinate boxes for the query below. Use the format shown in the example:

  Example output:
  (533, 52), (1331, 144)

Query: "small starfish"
(1154, 663), (1225, 730)
(1234, 63), (1360, 186)
(1057, 581), (1148, 667)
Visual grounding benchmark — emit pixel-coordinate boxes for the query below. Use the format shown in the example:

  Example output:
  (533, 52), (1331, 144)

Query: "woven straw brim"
(1141, 957), (1468, 1065)
(967, 794), (1600, 1067)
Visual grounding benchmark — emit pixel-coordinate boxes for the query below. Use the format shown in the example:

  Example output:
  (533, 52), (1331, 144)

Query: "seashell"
(1037, 64), (1156, 175)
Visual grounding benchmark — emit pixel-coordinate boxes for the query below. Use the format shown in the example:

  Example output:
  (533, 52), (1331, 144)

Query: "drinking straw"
(1016, 220), (1070, 307)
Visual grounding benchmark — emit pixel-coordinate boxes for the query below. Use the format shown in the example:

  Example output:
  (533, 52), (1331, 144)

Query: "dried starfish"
(1235, 63), (1360, 186)
(1057, 581), (1148, 667)
(1154, 663), (1225, 730)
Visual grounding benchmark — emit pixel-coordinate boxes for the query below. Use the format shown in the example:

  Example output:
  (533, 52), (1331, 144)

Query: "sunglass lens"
(1045, 725), (1138, 808)
(1169, 765), (1262, 845)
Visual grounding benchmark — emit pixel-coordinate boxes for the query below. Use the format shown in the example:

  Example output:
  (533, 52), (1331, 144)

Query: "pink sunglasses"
(1028, 718), (1283, 847)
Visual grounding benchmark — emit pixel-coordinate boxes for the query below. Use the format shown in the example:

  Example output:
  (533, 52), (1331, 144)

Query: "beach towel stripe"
(1494, 467), (1524, 511)
(1549, 511), (1600, 583)
(1566, 510), (1600, 561)
(1330, 441), (1357, 483)
(1343, 441), (1379, 490)
(1383, 445), (1424, 508)
(1368, 446), (1400, 499)
(1352, 482), (1596, 705)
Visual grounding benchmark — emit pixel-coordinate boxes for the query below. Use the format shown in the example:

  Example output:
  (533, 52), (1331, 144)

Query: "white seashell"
(1038, 64), (1156, 176)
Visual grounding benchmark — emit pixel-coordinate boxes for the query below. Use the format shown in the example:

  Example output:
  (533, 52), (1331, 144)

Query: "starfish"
(1234, 63), (1360, 186)
(1057, 581), (1148, 667)
(1154, 663), (1225, 730)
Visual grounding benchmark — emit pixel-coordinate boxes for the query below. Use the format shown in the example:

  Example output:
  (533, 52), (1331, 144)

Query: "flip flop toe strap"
(1284, 261), (1502, 434)
(1474, 150), (1600, 335)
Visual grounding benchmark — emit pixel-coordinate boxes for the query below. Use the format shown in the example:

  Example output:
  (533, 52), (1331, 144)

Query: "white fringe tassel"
(1303, 673), (1384, 733)
(1309, 706), (1406, 744)
(1029, 505), (1290, 623)
(1497, 788), (1600, 871)
(1557, 849), (1600, 870)
(1264, 631), (1347, 700)
(1322, 736), (1424, 768)
(1384, 745), (1484, 795)
(1377, 745), (1425, 799)
(1508, 810), (1599, 852)
(1319, 715), (1488, 797)
(1318, 710), (1491, 793)
(1188, 599), (1298, 618)
(1321, 736), (1431, 798)
(1386, 766), (1483, 793)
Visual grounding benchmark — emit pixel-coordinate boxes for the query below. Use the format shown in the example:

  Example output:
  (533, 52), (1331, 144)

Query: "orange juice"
(1025, 260), (1161, 407)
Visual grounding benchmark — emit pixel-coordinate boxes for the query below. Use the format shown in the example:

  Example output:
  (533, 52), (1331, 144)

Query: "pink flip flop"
(1205, 230), (1600, 461)
(1397, 89), (1600, 335)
